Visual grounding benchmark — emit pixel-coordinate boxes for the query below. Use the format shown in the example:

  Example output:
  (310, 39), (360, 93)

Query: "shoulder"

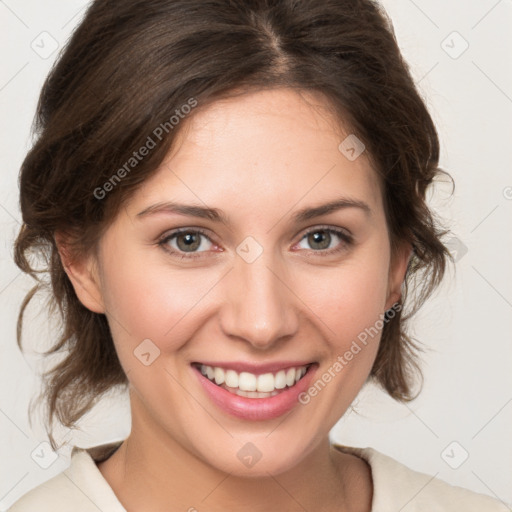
(7, 443), (125, 512)
(333, 444), (509, 512)
(7, 470), (82, 512)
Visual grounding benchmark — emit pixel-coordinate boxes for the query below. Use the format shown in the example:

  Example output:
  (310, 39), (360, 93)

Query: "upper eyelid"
(295, 224), (352, 240)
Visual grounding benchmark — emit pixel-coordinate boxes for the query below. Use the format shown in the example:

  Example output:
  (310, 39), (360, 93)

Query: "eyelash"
(157, 225), (354, 260)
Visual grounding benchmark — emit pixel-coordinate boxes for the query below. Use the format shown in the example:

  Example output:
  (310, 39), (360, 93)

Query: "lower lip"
(192, 364), (317, 421)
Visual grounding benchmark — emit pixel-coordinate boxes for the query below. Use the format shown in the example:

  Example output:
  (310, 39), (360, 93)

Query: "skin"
(59, 87), (411, 512)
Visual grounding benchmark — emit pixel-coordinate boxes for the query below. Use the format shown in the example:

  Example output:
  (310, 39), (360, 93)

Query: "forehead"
(125, 88), (383, 223)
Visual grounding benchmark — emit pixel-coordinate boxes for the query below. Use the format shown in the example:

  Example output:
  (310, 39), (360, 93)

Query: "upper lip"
(192, 360), (315, 375)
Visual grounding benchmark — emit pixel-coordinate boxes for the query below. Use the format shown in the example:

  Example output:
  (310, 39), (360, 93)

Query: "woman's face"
(75, 87), (409, 476)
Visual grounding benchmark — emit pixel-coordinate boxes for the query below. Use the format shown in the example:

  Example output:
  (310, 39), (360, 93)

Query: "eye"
(294, 226), (353, 256)
(158, 228), (217, 258)
(157, 225), (353, 260)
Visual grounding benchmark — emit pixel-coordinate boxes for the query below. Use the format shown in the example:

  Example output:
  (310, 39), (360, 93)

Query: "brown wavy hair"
(14, 0), (454, 450)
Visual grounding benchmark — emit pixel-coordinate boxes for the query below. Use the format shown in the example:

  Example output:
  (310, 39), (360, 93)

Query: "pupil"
(309, 230), (330, 250)
(178, 232), (200, 251)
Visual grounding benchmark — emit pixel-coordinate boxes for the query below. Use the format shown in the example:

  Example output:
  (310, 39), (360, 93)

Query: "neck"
(97, 394), (371, 512)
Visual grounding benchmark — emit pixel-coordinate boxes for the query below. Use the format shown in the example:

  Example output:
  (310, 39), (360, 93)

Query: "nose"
(219, 248), (299, 350)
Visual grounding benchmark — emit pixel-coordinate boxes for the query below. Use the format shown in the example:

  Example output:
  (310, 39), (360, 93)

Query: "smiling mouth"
(192, 363), (313, 398)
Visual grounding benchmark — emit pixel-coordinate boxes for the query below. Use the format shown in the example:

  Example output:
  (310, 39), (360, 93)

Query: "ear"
(385, 240), (413, 312)
(54, 232), (105, 314)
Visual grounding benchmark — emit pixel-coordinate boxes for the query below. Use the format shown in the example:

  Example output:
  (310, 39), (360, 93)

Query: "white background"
(1, 0), (511, 509)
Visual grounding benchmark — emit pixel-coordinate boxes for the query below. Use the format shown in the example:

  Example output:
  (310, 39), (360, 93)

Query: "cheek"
(99, 248), (224, 350)
(285, 257), (391, 427)
(293, 251), (390, 396)
(301, 258), (390, 340)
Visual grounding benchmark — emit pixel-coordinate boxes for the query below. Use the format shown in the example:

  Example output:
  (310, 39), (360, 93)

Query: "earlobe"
(385, 242), (413, 311)
(55, 232), (105, 314)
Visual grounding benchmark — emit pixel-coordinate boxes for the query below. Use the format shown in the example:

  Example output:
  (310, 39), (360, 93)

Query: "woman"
(9, 0), (507, 510)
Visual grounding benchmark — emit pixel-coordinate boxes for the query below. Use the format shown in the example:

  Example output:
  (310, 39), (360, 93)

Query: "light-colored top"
(7, 441), (508, 511)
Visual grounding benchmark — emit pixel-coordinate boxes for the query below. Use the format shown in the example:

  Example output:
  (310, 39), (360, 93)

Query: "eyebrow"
(136, 197), (372, 224)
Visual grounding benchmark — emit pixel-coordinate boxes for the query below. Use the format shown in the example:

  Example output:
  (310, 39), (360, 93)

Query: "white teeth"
(225, 369), (238, 388)
(198, 364), (309, 394)
(234, 388), (279, 398)
(214, 367), (225, 385)
(274, 370), (287, 389)
(239, 372), (257, 391)
(257, 373), (275, 392)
